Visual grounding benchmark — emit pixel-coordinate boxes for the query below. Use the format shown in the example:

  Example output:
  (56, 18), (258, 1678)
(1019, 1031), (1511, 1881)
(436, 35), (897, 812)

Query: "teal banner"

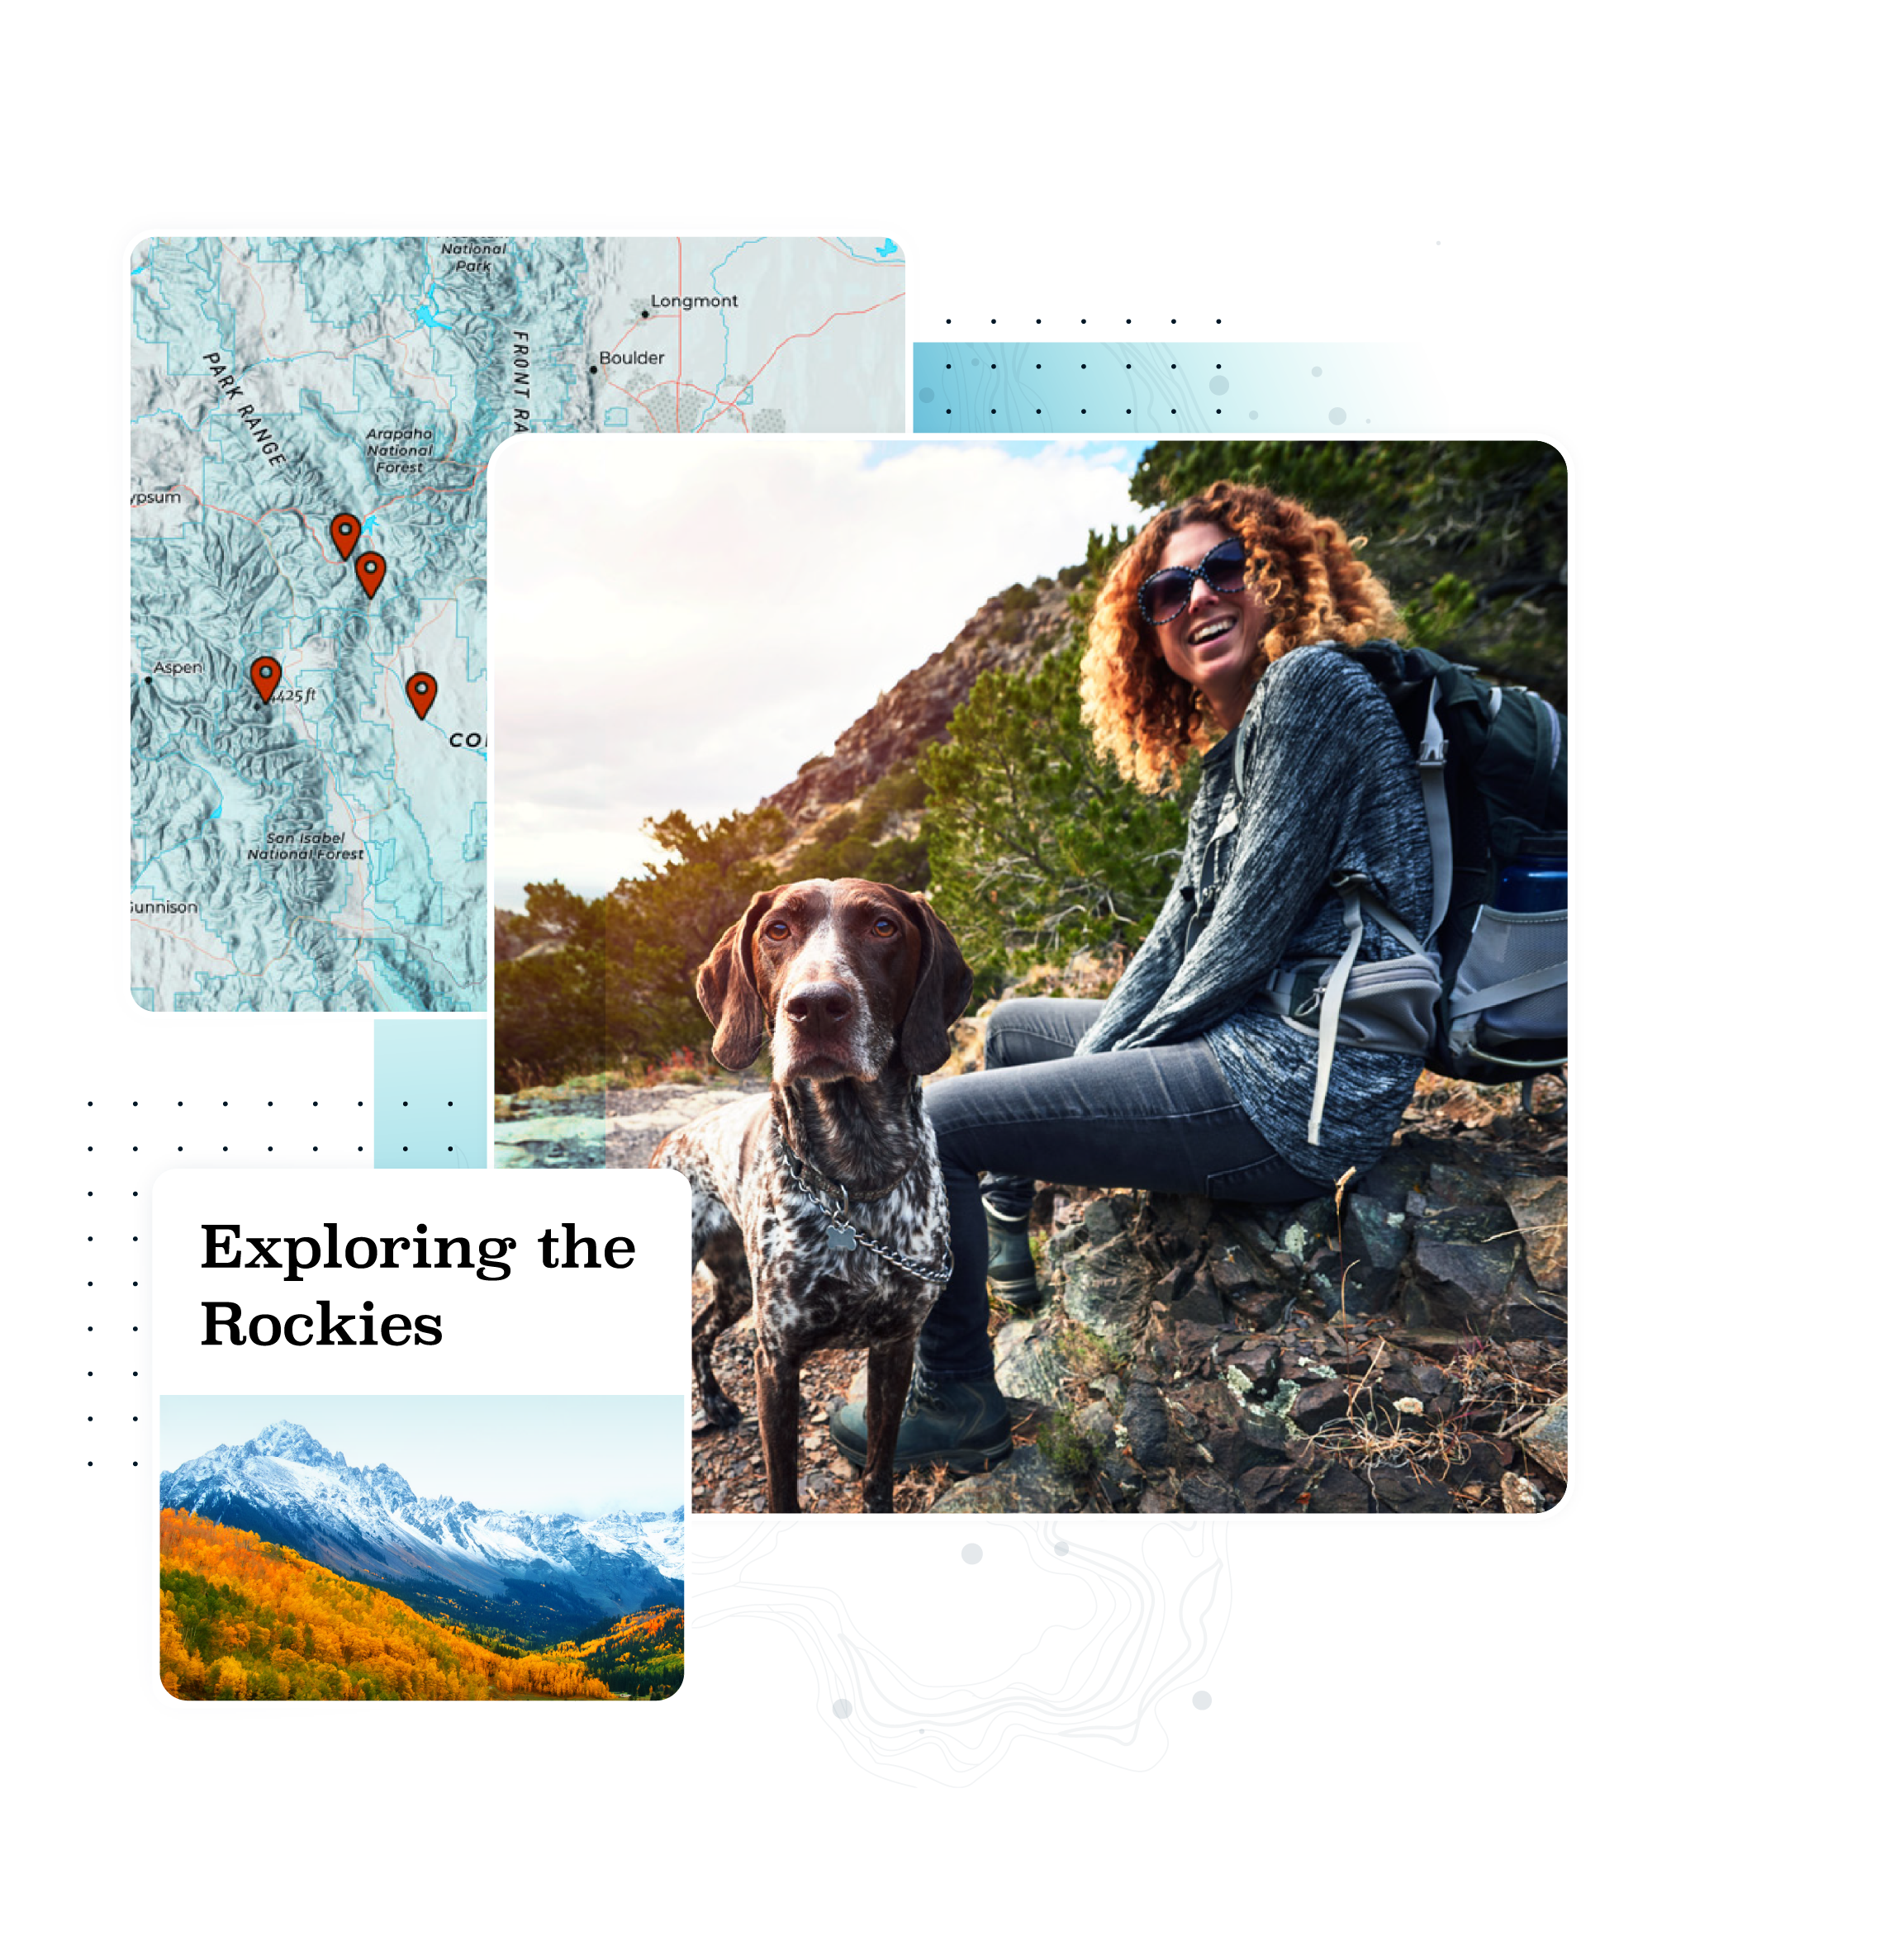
(914, 342), (1430, 434)
(374, 1020), (487, 1168)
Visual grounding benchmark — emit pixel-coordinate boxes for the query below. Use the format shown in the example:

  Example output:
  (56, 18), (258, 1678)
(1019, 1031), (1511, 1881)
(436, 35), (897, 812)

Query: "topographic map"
(131, 235), (906, 1011)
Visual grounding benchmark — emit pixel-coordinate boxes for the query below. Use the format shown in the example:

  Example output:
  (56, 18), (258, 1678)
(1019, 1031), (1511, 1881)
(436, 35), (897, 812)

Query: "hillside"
(159, 1510), (682, 1700)
(161, 1420), (684, 1636)
(759, 572), (1080, 860)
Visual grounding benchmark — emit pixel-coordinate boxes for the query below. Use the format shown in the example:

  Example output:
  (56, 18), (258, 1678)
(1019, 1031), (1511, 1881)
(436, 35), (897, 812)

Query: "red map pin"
(356, 551), (387, 600)
(406, 672), (439, 721)
(330, 514), (361, 560)
(249, 657), (282, 704)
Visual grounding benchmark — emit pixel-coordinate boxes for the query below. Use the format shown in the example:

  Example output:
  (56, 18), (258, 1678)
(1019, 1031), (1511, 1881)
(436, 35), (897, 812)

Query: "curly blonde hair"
(1080, 481), (1402, 792)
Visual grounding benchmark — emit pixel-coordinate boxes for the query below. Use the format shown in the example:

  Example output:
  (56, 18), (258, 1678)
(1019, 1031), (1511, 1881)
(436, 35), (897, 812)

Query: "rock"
(1203, 1233), (1268, 1300)
(1141, 1193), (1212, 1260)
(1517, 1396), (1569, 1480)
(1215, 1209), (1291, 1275)
(1350, 1148), (1422, 1214)
(1137, 1485), (1180, 1515)
(1413, 1203), (1522, 1317)
(1369, 1468), (1454, 1513)
(1081, 1192), (1139, 1247)
(1156, 1257), (1205, 1307)
(1166, 1319), (1223, 1370)
(1179, 1473), (1242, 1514)
(1505, 1174), (1568, 1292)
(1427, 1155), (1511, 1207)
(928, 1445), (1087, 1514)
(993, 1315), (1068, 1405)
(1291, 1379), (1351, 1433)
(1170, 1284), (1227, 1329)
(1119, 1382), (1171, 1468)
(1055, 1226), (1156, 1359)
(1337, 1193), (1412, 1312)
(1501, 1472), (1547, 1515)
(1221, 1335), (1280, 1394)
(1401, 1283), (1439, 1327)
(1238, 1463), (1299, 1510)
(1306, 1464), (1373, 1513)
(1389, 1326), (1470, 1358)
(1208, 1414), (1291, 1474)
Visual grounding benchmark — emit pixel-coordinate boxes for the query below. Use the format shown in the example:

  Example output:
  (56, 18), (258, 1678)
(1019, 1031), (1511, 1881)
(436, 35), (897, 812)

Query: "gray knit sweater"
(1074, 643), (1432, 1184)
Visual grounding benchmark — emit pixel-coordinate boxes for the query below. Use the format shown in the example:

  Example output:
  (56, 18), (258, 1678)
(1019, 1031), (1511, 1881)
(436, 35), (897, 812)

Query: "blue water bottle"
(1497, 852), (1567, 913)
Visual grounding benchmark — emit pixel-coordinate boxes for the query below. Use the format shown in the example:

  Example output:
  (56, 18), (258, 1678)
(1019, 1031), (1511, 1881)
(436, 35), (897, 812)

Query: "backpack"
(1263, 642), (1568, 1143)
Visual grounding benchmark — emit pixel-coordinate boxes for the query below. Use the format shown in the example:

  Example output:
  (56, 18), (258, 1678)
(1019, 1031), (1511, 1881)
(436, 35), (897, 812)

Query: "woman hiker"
(830, 481), (1436, 1473)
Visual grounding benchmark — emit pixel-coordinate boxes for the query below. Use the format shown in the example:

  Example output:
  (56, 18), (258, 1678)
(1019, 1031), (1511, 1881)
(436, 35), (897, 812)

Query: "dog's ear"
(892, 889), (974, 1075)
(696, 890), (776, 1071)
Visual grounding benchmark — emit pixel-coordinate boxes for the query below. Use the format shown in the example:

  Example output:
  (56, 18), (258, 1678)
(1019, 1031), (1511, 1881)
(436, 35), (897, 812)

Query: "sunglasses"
(1137, 536), (1250, 626)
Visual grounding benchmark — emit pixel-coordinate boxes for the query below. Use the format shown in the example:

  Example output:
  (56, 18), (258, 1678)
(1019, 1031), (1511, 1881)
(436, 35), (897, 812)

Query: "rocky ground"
(680, 1068), (1569, 1516)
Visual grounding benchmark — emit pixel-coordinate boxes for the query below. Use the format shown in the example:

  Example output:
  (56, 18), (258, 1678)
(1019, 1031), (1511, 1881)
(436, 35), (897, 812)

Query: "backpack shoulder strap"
(1417, 681), (1455, 943)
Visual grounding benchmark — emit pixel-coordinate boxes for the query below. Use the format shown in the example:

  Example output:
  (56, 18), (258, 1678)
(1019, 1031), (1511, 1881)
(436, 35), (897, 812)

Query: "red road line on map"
(691, 292), (905, 433)
(131, 918), (235, 969)
(221, 241), (273, 334)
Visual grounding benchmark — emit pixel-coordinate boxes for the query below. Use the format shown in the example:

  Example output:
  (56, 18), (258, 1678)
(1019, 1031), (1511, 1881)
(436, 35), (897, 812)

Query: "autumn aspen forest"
(160, 1511), (684, 1701)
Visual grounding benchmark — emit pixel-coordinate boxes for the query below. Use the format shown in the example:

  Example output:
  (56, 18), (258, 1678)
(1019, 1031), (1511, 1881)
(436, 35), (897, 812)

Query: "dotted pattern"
(914, 339), (1392, 434)
(72, 1034), (374, 1480)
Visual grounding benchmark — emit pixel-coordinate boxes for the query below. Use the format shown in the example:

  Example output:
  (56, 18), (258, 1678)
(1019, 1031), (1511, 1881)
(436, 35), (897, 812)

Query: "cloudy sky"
(488, 437), (1150, 909)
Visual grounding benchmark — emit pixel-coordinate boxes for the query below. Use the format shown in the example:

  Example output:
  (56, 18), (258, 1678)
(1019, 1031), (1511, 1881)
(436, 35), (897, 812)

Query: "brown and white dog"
(653, 879), (973, 1513)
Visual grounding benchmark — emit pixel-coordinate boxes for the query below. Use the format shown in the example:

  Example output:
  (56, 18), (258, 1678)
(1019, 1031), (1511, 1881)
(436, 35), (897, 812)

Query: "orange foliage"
(159, 1509), (617, 1701)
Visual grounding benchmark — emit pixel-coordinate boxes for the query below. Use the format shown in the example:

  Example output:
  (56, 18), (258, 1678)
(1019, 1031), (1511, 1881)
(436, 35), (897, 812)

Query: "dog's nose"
(784, 980), (853, 1028)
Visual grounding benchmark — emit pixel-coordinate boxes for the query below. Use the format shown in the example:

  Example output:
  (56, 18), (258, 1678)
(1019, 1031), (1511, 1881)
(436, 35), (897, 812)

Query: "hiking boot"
(983, 1193), (1042, 1314)
(829, 1368), (1014, 1473)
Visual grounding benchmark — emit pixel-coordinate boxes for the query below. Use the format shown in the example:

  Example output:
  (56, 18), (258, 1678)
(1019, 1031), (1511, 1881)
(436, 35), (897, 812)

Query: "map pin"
(330, 514), (361, 561)
(406, 672), (438, 721)
(249, 657), (282, 704)
(356, 551), (387, 600)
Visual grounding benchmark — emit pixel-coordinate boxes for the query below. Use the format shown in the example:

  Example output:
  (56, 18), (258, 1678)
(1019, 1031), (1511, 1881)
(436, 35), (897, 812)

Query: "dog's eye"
(763, 919), (791, 941)
(871, 916), (897, 937)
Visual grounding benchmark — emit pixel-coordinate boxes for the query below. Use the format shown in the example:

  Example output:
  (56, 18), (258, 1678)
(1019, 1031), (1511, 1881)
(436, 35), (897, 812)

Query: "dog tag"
(827, 1222), (858, 1253)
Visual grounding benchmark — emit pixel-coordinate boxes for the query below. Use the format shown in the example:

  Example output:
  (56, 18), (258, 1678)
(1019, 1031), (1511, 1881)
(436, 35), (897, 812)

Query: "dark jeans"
(917, 999), (1331, 1380)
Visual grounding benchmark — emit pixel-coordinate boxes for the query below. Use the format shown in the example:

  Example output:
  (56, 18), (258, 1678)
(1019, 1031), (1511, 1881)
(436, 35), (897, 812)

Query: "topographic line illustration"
(692, 1525), (1229, 1781)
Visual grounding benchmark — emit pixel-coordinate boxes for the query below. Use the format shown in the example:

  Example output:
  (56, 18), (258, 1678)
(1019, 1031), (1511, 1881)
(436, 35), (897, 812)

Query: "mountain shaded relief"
(160, 1421), (684, 1635)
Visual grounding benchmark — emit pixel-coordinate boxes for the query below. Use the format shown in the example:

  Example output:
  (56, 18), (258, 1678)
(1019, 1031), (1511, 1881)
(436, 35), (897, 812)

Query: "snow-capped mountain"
(161, 1421), (684, 1625)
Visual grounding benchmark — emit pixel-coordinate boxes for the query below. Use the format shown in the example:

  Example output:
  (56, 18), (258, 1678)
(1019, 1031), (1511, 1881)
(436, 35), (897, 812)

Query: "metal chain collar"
(774, 1129), (953, 1286)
